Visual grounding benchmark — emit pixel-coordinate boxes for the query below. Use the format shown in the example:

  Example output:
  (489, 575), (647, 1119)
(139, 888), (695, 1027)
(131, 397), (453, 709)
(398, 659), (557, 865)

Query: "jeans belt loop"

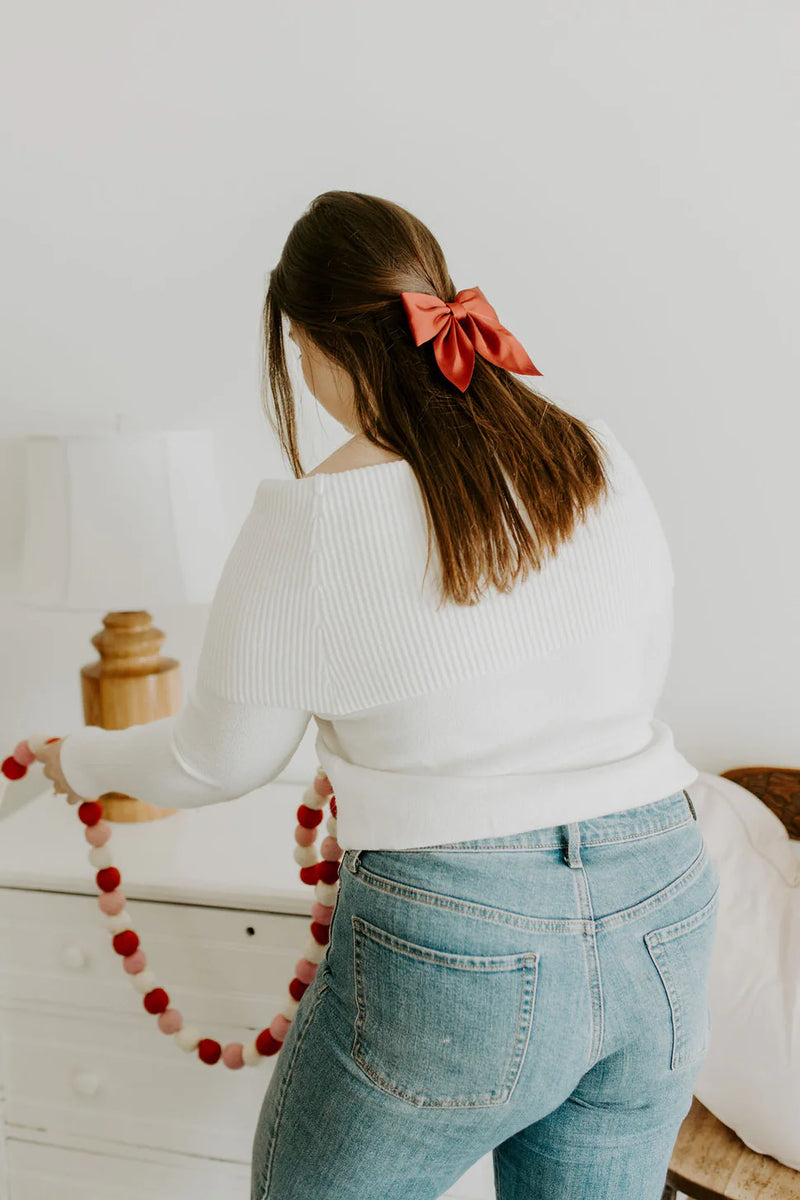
(563, 821), (583, 868)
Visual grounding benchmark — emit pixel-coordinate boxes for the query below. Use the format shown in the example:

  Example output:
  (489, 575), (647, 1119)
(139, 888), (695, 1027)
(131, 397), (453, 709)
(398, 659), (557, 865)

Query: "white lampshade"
(21, 430), (229, 611)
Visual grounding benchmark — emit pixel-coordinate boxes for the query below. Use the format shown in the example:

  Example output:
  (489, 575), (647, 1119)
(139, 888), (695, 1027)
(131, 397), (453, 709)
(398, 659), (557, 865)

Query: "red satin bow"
(400, 286), (541, 392)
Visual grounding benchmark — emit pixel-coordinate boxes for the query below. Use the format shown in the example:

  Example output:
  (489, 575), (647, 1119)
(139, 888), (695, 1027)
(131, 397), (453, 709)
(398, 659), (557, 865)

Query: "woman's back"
(180, 415), (696, 850)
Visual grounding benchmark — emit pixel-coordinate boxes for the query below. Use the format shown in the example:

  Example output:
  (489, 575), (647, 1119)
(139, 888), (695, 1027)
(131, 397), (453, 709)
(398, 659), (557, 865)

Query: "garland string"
(1, 734), (340, 1069)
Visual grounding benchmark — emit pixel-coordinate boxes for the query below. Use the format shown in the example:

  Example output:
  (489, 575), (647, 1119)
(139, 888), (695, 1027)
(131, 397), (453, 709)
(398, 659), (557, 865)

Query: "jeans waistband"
(353, 790), (697, 865)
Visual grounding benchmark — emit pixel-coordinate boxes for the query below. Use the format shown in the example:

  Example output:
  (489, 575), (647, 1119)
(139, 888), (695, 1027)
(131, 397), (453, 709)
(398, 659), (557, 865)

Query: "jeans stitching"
(596, 844), (709, 933)
(644, 884), (720, 945)
(373, 814), (695, 854)
(573, 862), (605, 1071)
(347, 863), (586, 933)
(350, 914), (539, 1107)
(644, 888), (719, 1070)
(343, 839), (708, 935)
(351, 913), (540, 969)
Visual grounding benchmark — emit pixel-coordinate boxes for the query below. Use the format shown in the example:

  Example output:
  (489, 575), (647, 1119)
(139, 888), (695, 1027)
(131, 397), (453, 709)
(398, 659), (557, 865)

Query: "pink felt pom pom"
(85, 819), (112, 847)
(122, 949), (147, 973)
(222, 1042), (245, 1069)
(311, 901), (334, 924)
(294, 825), (316, 847)
(13, 742), (36, 767)
(98, 889), (126, 916)
(270, 1014), (291, 1041)
(295, 958), (318, 984)
(313, 773), (333, 797)
(157, 1008), (183, 1034)
(320, 836), (341, 861)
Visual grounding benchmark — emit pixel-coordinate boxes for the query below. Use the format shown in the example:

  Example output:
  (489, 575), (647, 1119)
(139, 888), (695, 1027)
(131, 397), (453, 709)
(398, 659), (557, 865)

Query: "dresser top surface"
(0, 783), (319, 916)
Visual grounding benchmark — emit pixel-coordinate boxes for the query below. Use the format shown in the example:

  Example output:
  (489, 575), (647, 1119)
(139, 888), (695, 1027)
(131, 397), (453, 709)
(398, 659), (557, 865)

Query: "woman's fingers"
(36, 740), (88, 805)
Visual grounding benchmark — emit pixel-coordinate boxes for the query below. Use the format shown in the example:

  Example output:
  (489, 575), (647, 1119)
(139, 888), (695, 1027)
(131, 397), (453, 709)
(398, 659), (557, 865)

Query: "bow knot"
(400, 286), (541, 392)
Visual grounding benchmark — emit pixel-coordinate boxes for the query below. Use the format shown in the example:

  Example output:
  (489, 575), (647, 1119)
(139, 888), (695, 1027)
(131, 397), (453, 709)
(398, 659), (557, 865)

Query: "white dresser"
(0, 781), (496, 1199)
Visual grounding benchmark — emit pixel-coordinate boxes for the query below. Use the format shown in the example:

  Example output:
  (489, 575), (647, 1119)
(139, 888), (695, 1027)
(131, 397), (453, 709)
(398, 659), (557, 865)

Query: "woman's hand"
(35, 739), (90, 806)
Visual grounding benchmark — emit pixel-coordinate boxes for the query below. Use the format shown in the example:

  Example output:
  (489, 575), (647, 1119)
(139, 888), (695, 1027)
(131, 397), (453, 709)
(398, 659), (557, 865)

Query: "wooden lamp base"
(79, 610), (181, 823)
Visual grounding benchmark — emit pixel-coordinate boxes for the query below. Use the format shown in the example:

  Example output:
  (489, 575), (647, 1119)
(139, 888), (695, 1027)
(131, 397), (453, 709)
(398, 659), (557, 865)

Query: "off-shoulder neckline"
(257, 418), (611, 492)
(257, 456), (412, 495)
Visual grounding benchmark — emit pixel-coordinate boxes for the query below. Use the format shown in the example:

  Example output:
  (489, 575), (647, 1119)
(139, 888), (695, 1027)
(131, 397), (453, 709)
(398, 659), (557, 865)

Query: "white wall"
(1, 0), (798, 816)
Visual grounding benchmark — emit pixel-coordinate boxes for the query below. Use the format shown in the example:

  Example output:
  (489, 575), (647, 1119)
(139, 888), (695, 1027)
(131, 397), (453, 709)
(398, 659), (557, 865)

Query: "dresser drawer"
(7, 1133), (251, 1200)
(3, 1004), (279, 1162)
(0, 887), (316, 1020)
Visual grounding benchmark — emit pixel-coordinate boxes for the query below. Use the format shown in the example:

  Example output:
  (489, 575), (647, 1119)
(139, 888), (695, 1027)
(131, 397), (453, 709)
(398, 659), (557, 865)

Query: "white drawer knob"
(72, 1070), (101, 1096)
(60, 944), (88, 971)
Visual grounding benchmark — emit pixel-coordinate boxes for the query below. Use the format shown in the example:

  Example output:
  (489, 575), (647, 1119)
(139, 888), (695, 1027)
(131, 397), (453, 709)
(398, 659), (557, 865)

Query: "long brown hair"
(261, 190), (611, 608)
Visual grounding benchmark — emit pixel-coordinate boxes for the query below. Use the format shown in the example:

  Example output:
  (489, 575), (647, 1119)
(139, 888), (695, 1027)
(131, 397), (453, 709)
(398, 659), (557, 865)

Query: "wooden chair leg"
(661, 1182), (679, 1200)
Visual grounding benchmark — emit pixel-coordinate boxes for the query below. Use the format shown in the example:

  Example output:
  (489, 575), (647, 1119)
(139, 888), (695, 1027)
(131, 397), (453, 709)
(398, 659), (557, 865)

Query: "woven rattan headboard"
(720, 767), (800, 841)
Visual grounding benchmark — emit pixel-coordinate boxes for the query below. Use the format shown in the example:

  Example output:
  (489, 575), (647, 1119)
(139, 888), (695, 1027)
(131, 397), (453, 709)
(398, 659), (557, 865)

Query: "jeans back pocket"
(350, 914), (538, 1108)
(644, 884), (720, 1071)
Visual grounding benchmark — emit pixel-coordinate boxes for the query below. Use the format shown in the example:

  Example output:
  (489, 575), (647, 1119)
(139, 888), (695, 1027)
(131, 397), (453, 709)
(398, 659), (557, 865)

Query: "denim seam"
(573, 863), (605, 1071)
(375, 814), (694, 854)
(506, 958), (538, 1099)
(594, 844), (709, 934)
(644, 888), (719, 1071)
(644, 884), (720, 944)
(257, 980), (330, 1200)
(343, 841), (708, 936)
(351, 914), (540, 970)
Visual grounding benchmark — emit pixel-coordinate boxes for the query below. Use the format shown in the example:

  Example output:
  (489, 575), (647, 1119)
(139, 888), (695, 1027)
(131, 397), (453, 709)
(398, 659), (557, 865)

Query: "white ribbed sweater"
(60, 417), (699, 851)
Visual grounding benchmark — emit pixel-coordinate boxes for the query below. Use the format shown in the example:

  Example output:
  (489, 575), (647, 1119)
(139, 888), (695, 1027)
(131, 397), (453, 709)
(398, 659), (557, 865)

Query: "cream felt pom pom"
(105, 910), (133, 935)
(315, 880), (338, 907)
(174, 1025), (202, 1052)
(242, 1040), (264, 1066)
(131, 968), (157, 994)
(302, 783), (326, 810)
(89, 845), (114, 869)
(293, 844), (317, 868)
(326, 815), (338, 837)
(280, 996), (300, 1021)
(302, 938), (326, 964)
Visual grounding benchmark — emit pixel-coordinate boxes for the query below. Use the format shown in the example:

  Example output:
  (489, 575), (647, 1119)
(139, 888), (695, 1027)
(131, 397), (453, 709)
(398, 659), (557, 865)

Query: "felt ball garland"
(1, 734), (341, 1069)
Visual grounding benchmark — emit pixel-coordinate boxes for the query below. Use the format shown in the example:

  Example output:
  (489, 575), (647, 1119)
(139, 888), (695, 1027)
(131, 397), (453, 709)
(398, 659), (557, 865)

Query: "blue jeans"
(251, 789), (720, 1199)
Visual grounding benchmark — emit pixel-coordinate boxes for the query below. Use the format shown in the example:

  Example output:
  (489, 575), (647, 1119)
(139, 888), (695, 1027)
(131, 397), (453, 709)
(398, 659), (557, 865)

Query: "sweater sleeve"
(58, 477), (322, 809)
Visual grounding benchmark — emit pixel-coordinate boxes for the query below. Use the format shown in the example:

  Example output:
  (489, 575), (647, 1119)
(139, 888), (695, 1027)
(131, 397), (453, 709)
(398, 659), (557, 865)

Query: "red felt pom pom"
(255, 1028), (283, 1056)
(78, 801), (104, 826)
(143, 988), (170, 1014)
(96, 867), (121, 892)
(329, 795), (337, 818)
(316, 860), (340, 885)
(288, 976), (309, 1001)
(310, 921), (330, 946)
(112, 930), (140, 956)
(296, 804), (323, 829)
(197, 1038), (222, 1064)
(1, 756), (27, 781)
(299, 864), (319, 885)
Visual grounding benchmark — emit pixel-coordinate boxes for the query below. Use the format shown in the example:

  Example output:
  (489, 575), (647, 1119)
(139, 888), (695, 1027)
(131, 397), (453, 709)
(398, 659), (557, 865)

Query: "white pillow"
(689, 770), (800, 1169)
